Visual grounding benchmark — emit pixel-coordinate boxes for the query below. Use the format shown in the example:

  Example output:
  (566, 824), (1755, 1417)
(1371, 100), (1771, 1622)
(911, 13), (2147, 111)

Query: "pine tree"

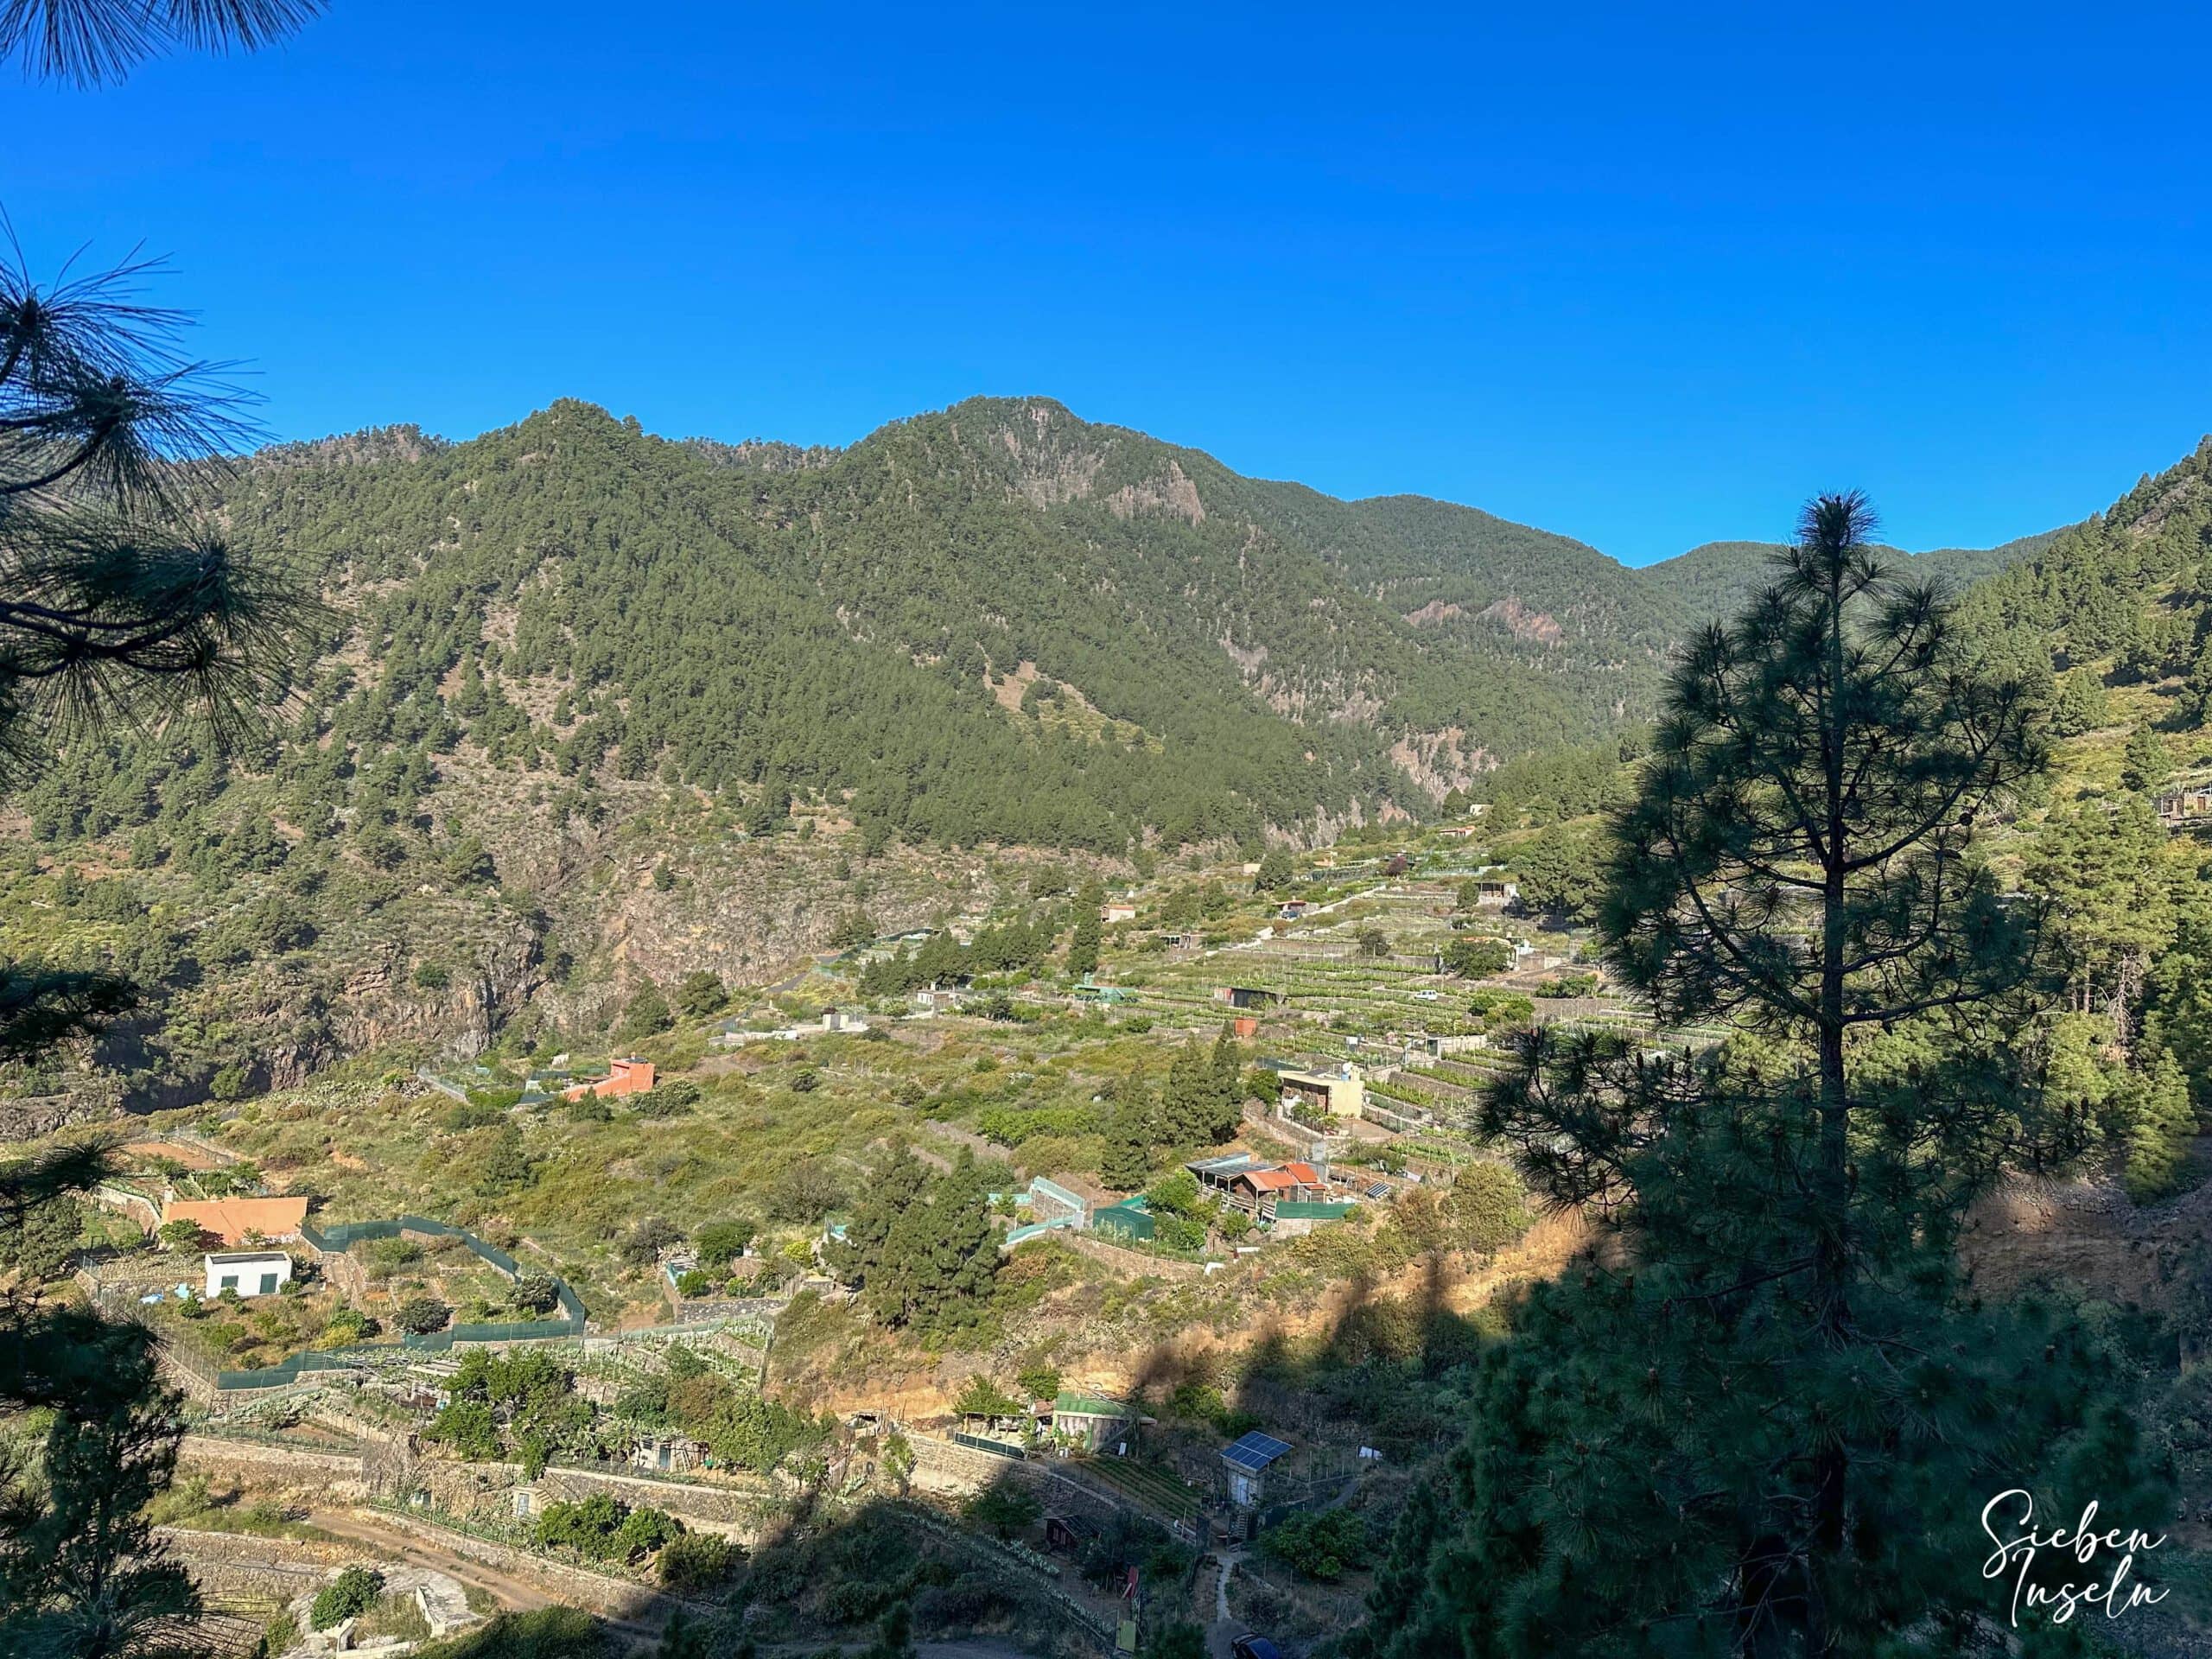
(1208, 1025), (1245, 1141)
(1065, 907), (1102, 978)
(1100, 1081), (1155, 1191)
(0, 129), (317, 1651)
(2120, 723), (2172, 793)
(827, 1147), (931, 1289)
(1357, 494), (2167, 1656)
(2045, 670), (2109, 737)
(864, 1152), (998, 1335)
(2023, 795), (2179, 1046)
(1159, 1038), (1215, 1144)
(3, 0), (323, 84)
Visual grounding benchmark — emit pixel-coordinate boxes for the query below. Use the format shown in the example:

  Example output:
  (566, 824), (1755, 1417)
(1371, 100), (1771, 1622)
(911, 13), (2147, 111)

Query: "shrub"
(158, 1218), (214, 1252)
(396, 1296), (451, 1335)
(694, 1220), (756, 1268)
(620, 1217), (684, 1268)
(438, 1099), (505, 1131)
(1262, 1507), (1369, 1580)
(961, 1484), (1041, 1540)
(510, 1272), (562, 1314)
(673, 970), (728, 1020)
(309, 1566), (384, 1630)
(657, 1530), (736, 1591)
(632, 1077), (702, 1119)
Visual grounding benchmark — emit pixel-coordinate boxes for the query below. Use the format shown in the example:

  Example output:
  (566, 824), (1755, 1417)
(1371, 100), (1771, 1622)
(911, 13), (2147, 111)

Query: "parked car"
(1232, 1637), (1283, 1659)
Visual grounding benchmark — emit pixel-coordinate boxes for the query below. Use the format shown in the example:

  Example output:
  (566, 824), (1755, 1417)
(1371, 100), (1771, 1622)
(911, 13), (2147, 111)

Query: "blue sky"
(10, 1), (2209, 564)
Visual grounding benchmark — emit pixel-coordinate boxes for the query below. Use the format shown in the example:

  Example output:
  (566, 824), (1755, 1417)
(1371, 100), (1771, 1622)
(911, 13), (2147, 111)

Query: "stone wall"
(179, 1436), (369, 1498)
(906, 1435), (1128, 1529)
(152, 1527), (365, 1606)
(361, 1510), (705, 1626)
(1055, 1231), (1213, 1281)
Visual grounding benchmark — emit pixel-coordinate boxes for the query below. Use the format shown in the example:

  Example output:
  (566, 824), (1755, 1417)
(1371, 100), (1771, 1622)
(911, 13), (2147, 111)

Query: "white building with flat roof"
(203, 1250), (292, 1299)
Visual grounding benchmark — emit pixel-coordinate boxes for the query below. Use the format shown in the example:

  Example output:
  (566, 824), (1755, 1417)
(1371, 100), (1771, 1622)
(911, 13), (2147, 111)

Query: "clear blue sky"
(10, 1), (2209, 564)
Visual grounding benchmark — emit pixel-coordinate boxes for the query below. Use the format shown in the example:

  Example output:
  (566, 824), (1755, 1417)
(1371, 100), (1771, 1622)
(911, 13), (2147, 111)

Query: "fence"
(950, 1432), (1029, 1461)
(169, 1216), (588, 1391)
(301, 1215), (588, 1338)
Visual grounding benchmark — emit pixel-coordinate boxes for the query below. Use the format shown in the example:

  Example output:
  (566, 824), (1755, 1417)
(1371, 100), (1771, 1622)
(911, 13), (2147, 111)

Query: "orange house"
(563, 1057), (656, 1101)
(161, 1195), (309, 1248)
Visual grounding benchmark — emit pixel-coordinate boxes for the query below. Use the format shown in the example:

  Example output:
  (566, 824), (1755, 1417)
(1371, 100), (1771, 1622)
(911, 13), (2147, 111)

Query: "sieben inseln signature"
(1980, 1489), (2169, 1626)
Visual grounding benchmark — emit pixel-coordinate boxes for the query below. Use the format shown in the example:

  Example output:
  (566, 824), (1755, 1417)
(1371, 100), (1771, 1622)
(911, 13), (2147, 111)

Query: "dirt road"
(305, 1509), (555, 1614)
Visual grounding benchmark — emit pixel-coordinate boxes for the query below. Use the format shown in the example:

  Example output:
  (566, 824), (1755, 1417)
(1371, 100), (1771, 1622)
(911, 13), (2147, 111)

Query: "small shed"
(1217, 985), (1284, 1011)
(1221, 1430), (1293, 1508)
(1045, 1512), (1102, 1554)
(1052, 1391), (1135, 1452)
(203, 1250), (291, 1299)
(2158, 786), (2212, 826)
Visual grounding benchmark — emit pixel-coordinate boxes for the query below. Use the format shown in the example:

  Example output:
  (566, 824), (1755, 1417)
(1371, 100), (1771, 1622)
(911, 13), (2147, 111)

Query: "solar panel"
(1221, 1431), (1292, 1472)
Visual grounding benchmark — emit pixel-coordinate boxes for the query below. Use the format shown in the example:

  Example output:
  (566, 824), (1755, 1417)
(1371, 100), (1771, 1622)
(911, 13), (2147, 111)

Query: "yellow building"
(1276, 1064), (1365, 1120)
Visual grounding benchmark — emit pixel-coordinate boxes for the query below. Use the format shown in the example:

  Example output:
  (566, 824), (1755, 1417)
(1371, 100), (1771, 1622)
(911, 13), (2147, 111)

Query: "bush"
(1443, 937), (1513, 977)
(694, 1220), (756, 1268)
(511, 1272), (561, 1314)
(1445, 1160), (1530, 1254)
(396, 1296), (451, 1335)
(322, 1307), (371, 1344)
(673, 969), (728, 1019)
(657, 1530), (736, 1591)
(632, 1077), (702, 1119)
(961, 1484), (1041, 1540)
(1262, 1507), (1369, 1580)
(157, 1218), (214, 1252)
(439, 1099), (506, 1132)
(310, 1566), (384, 1630)
(617, 982), (673, 1042)
(620, 1217), (684, 1268)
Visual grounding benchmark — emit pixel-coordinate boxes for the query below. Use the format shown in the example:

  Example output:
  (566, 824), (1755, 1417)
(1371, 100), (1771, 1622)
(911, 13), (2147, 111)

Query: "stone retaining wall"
(362, 1511), (702, 1627)
(179, 1436), (369, 1497)
(1055, 1231), (1213, 1281)
(907, 1435), (1128, 1529)
(152, 1527), (365, 1606)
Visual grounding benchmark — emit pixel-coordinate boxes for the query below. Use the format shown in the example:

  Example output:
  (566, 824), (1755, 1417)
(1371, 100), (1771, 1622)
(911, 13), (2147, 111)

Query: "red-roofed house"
(1225, 1162), (1328, 1217)
(563, 1057), (657, 1101)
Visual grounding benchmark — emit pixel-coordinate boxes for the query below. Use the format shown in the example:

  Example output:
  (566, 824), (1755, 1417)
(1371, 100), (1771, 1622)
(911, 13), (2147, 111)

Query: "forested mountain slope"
(1645, 525), (2065, 623)
(218, 397), (1702, 852)
(4, 402), (2202, 1123)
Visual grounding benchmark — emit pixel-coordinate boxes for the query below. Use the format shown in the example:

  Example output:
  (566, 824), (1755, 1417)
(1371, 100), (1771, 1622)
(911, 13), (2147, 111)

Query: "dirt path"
(1208, 1550), (1241, 1658)
(305, 1509), (555, 1614)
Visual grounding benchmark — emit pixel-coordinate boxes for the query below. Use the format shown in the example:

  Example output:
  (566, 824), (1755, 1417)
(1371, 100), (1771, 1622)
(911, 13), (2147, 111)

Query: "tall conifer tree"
(1356, 494), (2168, 1656)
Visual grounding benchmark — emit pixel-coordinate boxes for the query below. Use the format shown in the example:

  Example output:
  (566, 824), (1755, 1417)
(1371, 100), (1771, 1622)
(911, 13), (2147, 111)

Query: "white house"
(203, 1249), (292, 1299)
